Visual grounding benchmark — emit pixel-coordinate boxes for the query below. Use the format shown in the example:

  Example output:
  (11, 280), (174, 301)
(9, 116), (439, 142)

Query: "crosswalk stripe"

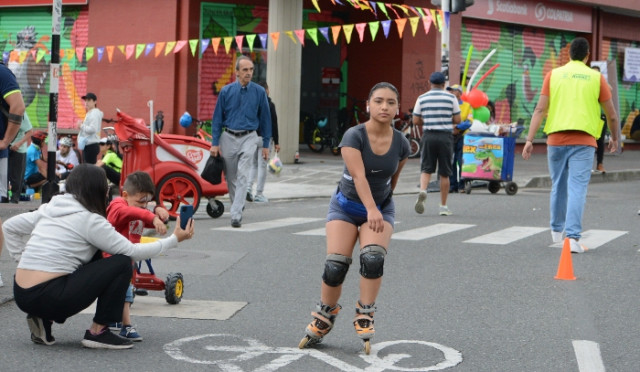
(294, 227), (326, 236)
(212, 217), (324, 232)
(392, 223), (475, 241)
(464, 226), (549, 245)
(549, 229), (628, 249)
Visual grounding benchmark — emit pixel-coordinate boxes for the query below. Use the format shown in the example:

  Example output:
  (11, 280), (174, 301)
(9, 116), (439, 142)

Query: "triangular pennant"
(393, 4), (409, 15)
(30, 49), (37, 60)
(245, 34), (255, 52)
(223, 37), (233, 54)
(235, 35), (244, 50)
(36, 48), (46, 63)
(211, 38), (221, 55)
(155, 42), (165, 57)
(404, 5), (420, 17)
(377, 2), (390, 19)
(125, 44), (135, 60)
(2, 52), (9, 64)
(385, 3), (400, 18)
(409, 17), (420, 36)
(342, 24), (354, 44)
(188, 39), (198, 56)
(66, 49), (75, 61)
(116, 45), (125, 56)
(294, 29), (305, 46)
(368, 21), (379, 41)
(444, 11), (450, 29)
(258, 34), (268, 49)
(319, 27), (330, 43)
(311, 0), (321, 12)
(369, 2), (378, 17)
(165, 41), (176, 56)
(9, 50), (18, 63)
(331, 25), (342, 45)
(106, 45), (115, 63)
(85, 47), (94, 61)
(145, 43), (154, 56)
(285, 31), (297, 44)
(97, 46), (105, 62)
(436, 10), (444, 32)
(421, 16), (432, 35)
(415, 7), (425, 17)
(395, 18), (407, 39)
(307, 28), (319, 46)
(359, 1), (371, 11)
(355, 23), (366, 43)
(173, 40), (187, 53)
(430, 9), (439, 31)
(381, 20), (391, 38)
(18, 51), (28, 64)
(135, 44), (145, 59)
(270, 32), (280, 50)
(200, 38), (210, 56)
(58, 49), (65, 60)
(75, 47), (84, 62)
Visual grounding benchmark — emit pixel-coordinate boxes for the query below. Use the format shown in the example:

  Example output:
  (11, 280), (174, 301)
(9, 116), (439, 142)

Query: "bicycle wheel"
(408, 137), (421, 158)
(307, 128), (324, 153)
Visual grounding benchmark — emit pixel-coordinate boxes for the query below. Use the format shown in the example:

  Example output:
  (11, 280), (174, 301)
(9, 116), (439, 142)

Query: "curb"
(524, 169), (640, 188)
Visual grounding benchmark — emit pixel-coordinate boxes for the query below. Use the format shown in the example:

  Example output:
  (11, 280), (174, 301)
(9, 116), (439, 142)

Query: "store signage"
(463, 0), (591, 32)
(0, 0), (87, 6)
(623, 48), (640, 83)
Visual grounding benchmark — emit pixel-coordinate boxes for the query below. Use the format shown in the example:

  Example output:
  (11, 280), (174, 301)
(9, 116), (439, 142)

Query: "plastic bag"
(268, 152), (283, 175)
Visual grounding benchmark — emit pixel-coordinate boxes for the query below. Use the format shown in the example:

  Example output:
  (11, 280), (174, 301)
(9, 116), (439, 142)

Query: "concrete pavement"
(2, 143), (640, 305)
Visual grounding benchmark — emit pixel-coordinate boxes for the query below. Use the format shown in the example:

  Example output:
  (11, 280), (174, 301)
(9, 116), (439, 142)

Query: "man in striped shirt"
(412, 72), (461, 216)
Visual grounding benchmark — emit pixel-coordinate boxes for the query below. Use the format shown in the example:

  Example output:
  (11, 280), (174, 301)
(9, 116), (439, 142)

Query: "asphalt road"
(1, 179), (638, 371)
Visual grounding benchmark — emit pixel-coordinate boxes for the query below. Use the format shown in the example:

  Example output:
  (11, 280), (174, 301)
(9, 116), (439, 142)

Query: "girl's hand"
(173, 216), (195, 242)
(367, 208), (384, 233)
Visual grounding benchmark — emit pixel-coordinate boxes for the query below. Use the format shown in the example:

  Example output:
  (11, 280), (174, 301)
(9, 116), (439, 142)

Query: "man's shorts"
(25, 172), (46, 187)
(420, 130), (453, 177)
(327, 190), (395, 227)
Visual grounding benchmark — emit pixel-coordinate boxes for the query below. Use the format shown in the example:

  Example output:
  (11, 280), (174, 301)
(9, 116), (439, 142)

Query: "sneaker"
(439, 205), (452, 216)
(414, 190), (427, 214)
(0, 273), (3, 288)
(246, 191), (254, 202)
(569, 238), (588, 253)
(133, 288), (148, 296)
(551, 230), (564, 243)
(27, 315), (55, 345)
(107, 322), (123, 331)
(596, 163), (606, 173)
(81, 328), (133, 349)
(253, 194), (269, 203)
(231, 218), (242, 228)
(119, 325), (143, 342)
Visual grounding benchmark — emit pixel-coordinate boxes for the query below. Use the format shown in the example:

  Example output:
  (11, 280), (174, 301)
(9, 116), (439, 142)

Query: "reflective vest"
(544, 60), (602, 138)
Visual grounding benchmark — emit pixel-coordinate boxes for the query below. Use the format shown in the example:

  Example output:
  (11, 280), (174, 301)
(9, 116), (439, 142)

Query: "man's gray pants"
(220, 131), (258, 221)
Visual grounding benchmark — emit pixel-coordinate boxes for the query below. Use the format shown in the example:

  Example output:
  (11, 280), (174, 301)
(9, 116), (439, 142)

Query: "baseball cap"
(81, 92), (97, 101)
(429, 71), (446, 85)
(447, 84), (463, 93)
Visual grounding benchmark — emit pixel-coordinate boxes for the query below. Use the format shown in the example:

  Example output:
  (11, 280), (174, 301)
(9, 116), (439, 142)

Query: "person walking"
(77, 92), (103, 164)
(446, 84), (472, 193)
(209, 56), (271, 228)
(413, 72), (461, 216)
(1, 60), (26, 203)
(298, 82), (410, 355)
(8, 112), (32, 203)
(591, 65), (609, 173)
(522, 37), (618, 253)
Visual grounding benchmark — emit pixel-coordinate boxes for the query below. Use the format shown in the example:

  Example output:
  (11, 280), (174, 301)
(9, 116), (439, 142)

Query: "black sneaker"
(246, 191), (254, 202)
(27, 315), (56, 345)
(231, 218), (242, 228)
(81, 328), (133, 349)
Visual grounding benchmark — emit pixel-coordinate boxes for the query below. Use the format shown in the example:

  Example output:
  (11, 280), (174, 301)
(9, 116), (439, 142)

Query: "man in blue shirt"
(209, 56), (271, 228)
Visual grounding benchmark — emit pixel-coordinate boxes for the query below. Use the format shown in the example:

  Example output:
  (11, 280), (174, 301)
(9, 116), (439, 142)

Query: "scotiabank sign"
(464, 0), (592, 33)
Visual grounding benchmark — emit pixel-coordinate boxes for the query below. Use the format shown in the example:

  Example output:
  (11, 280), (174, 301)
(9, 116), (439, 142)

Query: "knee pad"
(359, 244), (387, 279)
(322, 254), (352, 287)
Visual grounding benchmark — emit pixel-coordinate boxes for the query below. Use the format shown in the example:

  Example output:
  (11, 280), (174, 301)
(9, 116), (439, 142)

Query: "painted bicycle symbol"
(164, 333), (462, 371)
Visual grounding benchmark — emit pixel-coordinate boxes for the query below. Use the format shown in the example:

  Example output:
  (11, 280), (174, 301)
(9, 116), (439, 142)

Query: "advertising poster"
(461, 135), (505, 181)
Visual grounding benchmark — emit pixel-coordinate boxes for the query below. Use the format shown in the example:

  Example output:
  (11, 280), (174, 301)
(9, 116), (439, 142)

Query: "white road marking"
(549, 229), (628, 249)
(573, 340), (605, 372)
(392, 223), (475, 241)
(464, 226), (548, 245)
(294, 227), (326, 236)
(213, 217), (323, 232)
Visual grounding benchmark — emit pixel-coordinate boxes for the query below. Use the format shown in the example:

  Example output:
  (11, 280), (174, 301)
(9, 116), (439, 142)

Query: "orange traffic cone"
(554, 238), (576, 280)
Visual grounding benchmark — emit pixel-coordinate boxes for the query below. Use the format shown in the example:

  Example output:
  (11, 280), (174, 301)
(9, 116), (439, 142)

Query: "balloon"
(460, 92), (468, 102)
(466, 89), (489, 109)
(179, 112), (192, 128)
(473, 106), (491, 123)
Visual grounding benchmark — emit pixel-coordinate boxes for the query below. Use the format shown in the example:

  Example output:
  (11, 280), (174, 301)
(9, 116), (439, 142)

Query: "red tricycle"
(114, 111), (227, 219)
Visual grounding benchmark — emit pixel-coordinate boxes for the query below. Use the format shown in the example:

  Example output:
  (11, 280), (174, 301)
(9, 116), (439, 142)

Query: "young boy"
(106, 171), (170, 341)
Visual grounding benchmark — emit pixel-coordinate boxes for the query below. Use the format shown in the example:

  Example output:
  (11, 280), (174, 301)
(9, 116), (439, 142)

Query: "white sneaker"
(0, 273), (3, 288)
(253, 194), (269, 203)
(569, 238), (587, 253)
(439, 205), (452, 216)
(414, 190), (427, 214)
(551, 230), (564, 243)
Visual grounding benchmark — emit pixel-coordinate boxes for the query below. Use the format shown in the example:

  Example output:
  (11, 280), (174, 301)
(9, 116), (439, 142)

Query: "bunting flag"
(381, 19), (391, 38)
(377, 2), (390, 19)
(368, 21), (379, 41)
(258, 33), (268, 49)
(393, 4), (409, 16)
(19, 51), (28, 64)
(285, 31), (297, 44)
(235, 35), (244, 50)
(395, 18), (407, 39)
(385, 3), (400, 18)
(135, 44), (145, 59)
(319, 27), (330, 43)
(117, 45), (125, 56)
(409, 17), (420, 37)
(97, 46), (105, 62)
(422, 12), (433, 35)
(270, 32), (280, 50)
(311, 0), (321, 12)
(200, 38), (210, 56)
(66, 48), (75, 61)
(307, 28), (319, 46)
(294, 29), (306, 46)
(245, 34), (255, 51)
(189, 39), (198, 56)
(36, 48), (47, 63)
(144, 43), (154, 57)
(164, 41), (176, 56)
(174, 40), (187, 53)
(369, 1), (377, 17)
(106, 45), (115, 63)
(342, 24), (354, 44)
(355, 23), (366, 43)
(444, 11), (450, 29)
(223, 37), (233, 54)
(85, 47), (94, 61)
(331, 25), (341, 45)
(75, 47), (84, 62)
(125, 44), (135, 60)
(211, 38), (221, 55)
(429, 9), (438, 31)
(155, 42), (165, 57)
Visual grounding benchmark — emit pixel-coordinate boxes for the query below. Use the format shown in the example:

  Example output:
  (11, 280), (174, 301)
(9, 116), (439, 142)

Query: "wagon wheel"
(165, 272), (184, 304)
(464, 180), (472, 194)
(156, 173), (201, 218)
(307, 128), (324, 153)
(206, 199), (225, 218)
(505, 182), (518, 195)
(488, 181), (501, 194)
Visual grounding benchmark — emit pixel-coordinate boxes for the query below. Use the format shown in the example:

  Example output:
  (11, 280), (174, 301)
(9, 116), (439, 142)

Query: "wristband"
(8, 113), (23, 125)
(526, 139), (533, 143)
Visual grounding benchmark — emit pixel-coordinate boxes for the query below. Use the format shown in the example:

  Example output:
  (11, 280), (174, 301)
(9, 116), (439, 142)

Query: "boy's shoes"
(27, 315), (56, 345)
(253, 194), (268, 203)
(439, 205), (453, 216)
(107, 322), (123, 331)
(119, 325), (143, 342)
(551, 230), (564, 243)
(246, 191), (254, 202)
(414, 190), (427, 214)
(81, 328), (133, 349)
(569, 238), (588, 254)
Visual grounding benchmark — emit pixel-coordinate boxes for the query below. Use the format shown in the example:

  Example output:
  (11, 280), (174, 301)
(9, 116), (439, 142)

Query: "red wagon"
(114, 111), (227, 219)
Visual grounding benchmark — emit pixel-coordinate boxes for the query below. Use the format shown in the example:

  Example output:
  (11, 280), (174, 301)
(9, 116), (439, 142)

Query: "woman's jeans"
(547, 145), (594, 240)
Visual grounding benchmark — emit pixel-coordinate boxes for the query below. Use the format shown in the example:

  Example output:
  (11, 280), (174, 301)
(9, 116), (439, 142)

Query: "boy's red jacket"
(107, 197), (156, 244)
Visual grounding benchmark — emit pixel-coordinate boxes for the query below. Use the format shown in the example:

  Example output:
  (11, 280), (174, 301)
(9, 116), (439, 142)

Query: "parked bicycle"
(301, 111), (340, 155)
(193, 118), (212, 142)
(395, 111), (421, 158)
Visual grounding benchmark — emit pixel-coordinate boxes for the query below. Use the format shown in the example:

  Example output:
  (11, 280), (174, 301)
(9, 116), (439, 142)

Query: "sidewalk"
(2, 145), (640, 304)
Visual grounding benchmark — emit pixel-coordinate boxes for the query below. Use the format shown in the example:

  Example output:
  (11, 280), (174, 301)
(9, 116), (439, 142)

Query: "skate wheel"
(299, 336), (310, 349)
(364, 340), (371, 355)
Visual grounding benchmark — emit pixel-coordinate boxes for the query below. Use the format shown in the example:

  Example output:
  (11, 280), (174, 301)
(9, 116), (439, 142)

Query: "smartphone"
(179, 205), (194, 230)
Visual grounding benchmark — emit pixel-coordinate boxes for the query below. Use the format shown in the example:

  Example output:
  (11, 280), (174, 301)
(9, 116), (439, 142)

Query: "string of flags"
(2, 0), (446, 65)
